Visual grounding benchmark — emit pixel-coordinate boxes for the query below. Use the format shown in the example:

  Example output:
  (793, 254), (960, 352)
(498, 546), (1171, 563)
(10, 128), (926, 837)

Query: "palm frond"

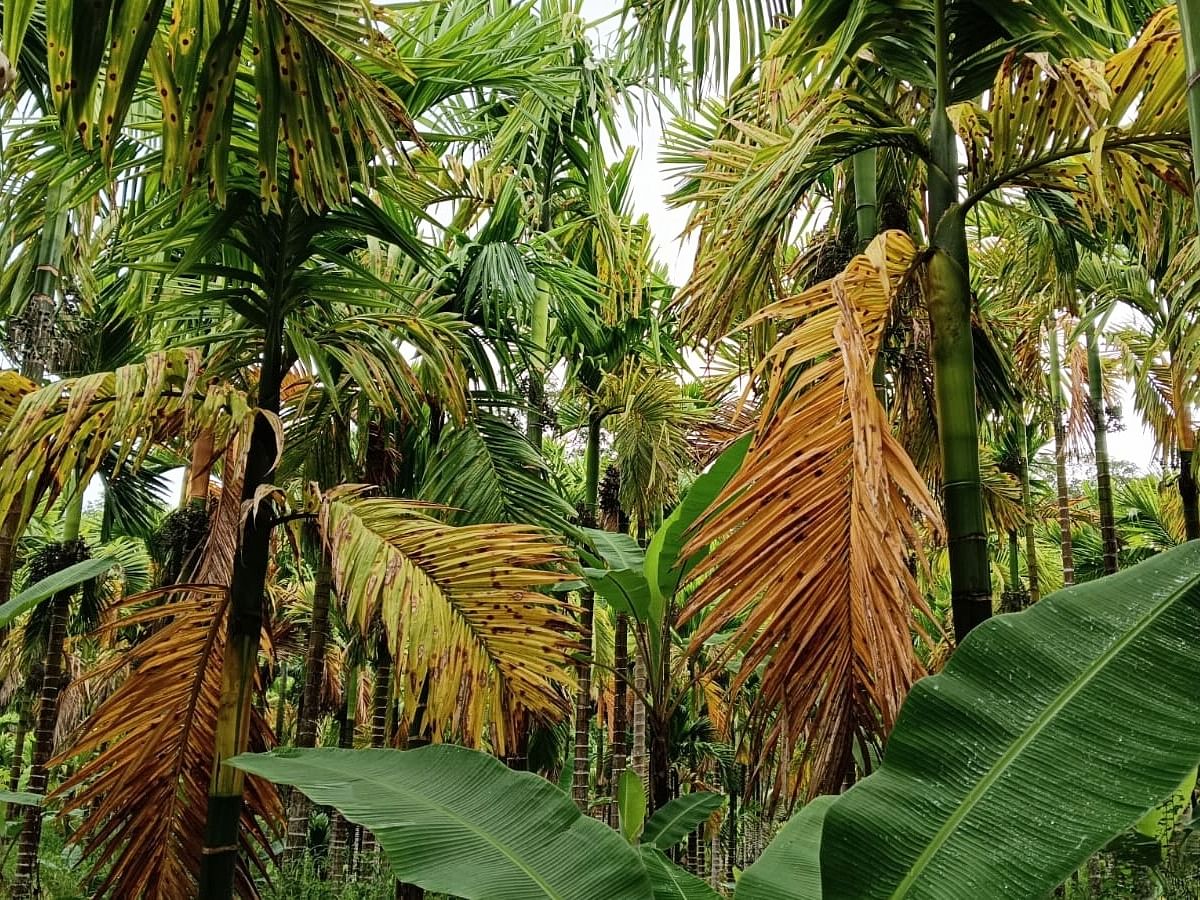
(0, 349), (252, 532)
(418, 410), (576, 534)
(680, 232), (940, 798)
(316, 487), (579, 750)
(51, 442), (279, 899)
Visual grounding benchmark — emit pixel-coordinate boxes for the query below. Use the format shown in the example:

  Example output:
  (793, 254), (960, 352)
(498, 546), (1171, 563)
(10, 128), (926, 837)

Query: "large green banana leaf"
(641, 846), (722, 899)
(735, 796), (832, 899)
(230, 744), (652, 899)
(812, 541), (1200, 899)
(643, 792), (726, 850)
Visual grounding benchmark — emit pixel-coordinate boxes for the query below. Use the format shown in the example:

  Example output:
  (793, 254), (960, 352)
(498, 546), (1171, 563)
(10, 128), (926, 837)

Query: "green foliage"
(617, 768), (647, 844)
(230, 745), (656, 899)
(736, 796), (833, 900)
(642, 793), (726, 851)
(0, 555), (115, 627)
(737, 542), (1200, 899)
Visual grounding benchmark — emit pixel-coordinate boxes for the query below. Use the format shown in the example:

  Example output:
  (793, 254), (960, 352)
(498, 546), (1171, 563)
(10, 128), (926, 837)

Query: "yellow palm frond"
(0, 349), (254, 531)
(0, 370), (37, 426)
(680, 232), (941, 798)
(955, 7), (1190, 239)
(316, 487), (578, 751)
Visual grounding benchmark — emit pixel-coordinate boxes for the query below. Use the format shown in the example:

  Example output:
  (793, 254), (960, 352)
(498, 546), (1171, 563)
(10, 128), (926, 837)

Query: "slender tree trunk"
(198, 323), (285, 898)
(649, 718), (672, 813)
(710, 827), (720, 887)
(571, 591), (595, 810)
(608, 612), (629, 827)
(1020, 417), (1040, 602)
(1048, 325), (1076, 583)
(12, 480), (86, 898)
(928, 0), (991, 642)
(572, 416), (602, 810)
(1178, 0), (1200, 538)
(329, 665), (358, 883)
(853, 149), (878, 246)
(283, 546), (333, 862)
(687, 824), (699, 875)
(187, 427), (217, 507)
(1181, 449), (1199, 541)
(526, 281), (550, 453)
(11, 595), (69, 897)
(725, 772), (739, 882)
(631, 646), (648, 788)
(360, 638), (392, 859)
(1086, 325), (1119, 575)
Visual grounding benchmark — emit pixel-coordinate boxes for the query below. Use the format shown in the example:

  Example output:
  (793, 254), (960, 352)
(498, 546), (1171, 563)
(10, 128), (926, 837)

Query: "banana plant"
(235, 540), (1200, 899)
(579, 433), (751, 810)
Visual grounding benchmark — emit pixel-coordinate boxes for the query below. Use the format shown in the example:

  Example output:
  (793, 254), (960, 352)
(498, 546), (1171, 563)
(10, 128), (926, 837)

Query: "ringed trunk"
(282, 545), (333, 861)
(198, 333), (284, 898)
(1086, 325), (1119, 575)
(928, 0), (991, 642)
(1047, 326), (1075, 583)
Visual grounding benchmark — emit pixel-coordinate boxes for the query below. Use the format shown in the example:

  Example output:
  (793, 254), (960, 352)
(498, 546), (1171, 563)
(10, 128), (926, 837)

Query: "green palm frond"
(418, 410), (577, 533)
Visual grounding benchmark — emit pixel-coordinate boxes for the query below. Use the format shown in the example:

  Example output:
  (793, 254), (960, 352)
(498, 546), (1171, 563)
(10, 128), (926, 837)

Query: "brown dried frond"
(680, 232), (942, 799)
(50, 436), (280, 899)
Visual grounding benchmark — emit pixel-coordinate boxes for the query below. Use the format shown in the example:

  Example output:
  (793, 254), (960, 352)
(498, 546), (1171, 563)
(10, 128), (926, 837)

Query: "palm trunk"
(572, 416), (602, 809)
(198, 320), (284, 899)
(649, 717), (672, 813)
(710, 827), (720, 888)
(526, 281), (550, 453)
(1048, 326), (1076, 583)
(283, 545), (333, 862)
(853, 148), (878, 246)
(1181, 449), (1199, 541)
(1020, 417), (1040, 602)
(12, 486), (86, 899)
(631, 642), (648, 787)
(361, 637), (392, 859)
(11, 595), (69, 897)
(329, 664), (359, 883)
(186, 427), (217, 507)
(725, 773), (739, 882)
(1178, 0), (1200, 538)
(4, 679), (33, 823)
(609, 612), (629, 827)
(928, 0), (991, 642)
(1086, 325), (1119, 575)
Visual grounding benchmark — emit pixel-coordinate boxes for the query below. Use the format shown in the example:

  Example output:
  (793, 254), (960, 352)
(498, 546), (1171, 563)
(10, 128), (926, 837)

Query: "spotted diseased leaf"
(317, 487), (579, 751)
(955, 7), (1191, 240)
(0, 349), (255, 534)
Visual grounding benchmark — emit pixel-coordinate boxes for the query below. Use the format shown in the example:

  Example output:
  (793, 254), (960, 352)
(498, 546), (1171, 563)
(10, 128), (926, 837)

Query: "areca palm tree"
(640, 2), (1193, 801)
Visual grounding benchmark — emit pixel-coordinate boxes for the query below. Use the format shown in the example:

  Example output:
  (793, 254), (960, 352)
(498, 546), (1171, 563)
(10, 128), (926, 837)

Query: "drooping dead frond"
(316, 487), (578, 751)
(680, 232), (941, 798)
(0, 349), (253, 531)
(50, 439), (280, 899)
